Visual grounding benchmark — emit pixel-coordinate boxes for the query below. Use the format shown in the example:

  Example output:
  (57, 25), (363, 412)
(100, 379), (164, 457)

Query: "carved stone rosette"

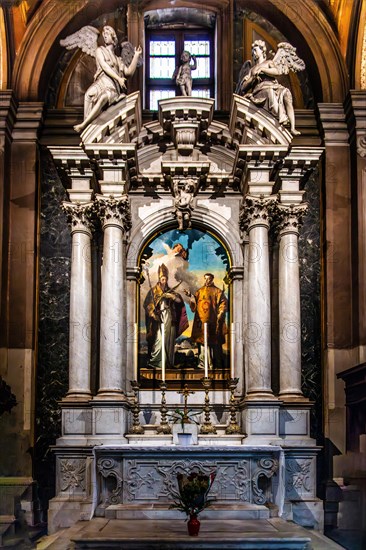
(62, 201), (95, 236)
(239, 195), (277, 234)
(94, 194), (132, 233)
(60, 458), (86, 492)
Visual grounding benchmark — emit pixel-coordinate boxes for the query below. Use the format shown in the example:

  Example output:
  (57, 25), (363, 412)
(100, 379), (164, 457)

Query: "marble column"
(277, 204), (308, 401)
(96, 195), (131, 399)
(63, 203), (94, 400)
(240, 196), (276, 399)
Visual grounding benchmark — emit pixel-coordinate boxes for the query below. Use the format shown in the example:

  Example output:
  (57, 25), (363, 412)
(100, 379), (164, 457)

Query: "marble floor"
(36, 518), (344, 550)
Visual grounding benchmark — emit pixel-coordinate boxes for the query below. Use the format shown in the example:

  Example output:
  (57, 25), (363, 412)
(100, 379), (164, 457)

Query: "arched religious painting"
(138, 228), (231, 388)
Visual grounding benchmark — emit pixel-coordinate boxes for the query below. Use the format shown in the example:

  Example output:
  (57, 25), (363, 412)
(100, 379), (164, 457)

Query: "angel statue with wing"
(236, 40), (305, 135)
(60, 26), (142, 133)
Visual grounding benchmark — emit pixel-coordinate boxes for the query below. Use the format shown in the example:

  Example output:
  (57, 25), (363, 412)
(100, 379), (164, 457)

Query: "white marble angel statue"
(236, 40), (305, 135)
(60, 25), (142, 132)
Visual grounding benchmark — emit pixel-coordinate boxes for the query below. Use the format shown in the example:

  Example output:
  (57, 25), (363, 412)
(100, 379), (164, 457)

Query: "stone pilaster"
(345, 91), (366, 359)
(95, 194), (131, 399)
(126, 267), (141, 384)
(239, 195), (277, 400)
(62, 202), (94, 401)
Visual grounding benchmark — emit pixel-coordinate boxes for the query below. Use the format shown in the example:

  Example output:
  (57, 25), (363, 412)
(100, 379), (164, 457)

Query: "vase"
(187, 514), (200, 536)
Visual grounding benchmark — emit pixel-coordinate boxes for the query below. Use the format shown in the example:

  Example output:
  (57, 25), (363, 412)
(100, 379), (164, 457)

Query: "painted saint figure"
(144, 264), (188, 369)
(236, 40), (305, 135)
(172, 50), (197, 96)
(185, 273), (228, 369)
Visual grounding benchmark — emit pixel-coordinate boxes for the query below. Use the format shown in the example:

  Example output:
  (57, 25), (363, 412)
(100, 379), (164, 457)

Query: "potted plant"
(170, 470), (216, 535)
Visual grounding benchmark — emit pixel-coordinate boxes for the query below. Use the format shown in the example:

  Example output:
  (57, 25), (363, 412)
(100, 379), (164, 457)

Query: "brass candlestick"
(225, 377), (242, 434)
(157, 381), (171, 434)
(129, 380), (144, 434)
(200, 377), (217, 434)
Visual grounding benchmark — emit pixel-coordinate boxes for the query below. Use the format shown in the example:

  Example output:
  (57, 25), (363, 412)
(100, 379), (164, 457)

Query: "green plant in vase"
(170, 470), (216, 536)
(168, 407), (200, 433)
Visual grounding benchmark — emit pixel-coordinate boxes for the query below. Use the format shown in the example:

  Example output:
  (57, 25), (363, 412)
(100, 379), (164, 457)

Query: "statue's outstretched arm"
(124, 46), (143, 76)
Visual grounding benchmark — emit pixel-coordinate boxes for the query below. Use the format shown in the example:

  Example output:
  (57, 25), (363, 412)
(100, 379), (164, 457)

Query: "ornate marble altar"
(48, 92), (323, 534)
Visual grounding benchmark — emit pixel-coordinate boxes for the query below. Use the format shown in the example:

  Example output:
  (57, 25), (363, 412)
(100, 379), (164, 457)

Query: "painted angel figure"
(236, 40), (305, 135)
(60, 25), (142, 133)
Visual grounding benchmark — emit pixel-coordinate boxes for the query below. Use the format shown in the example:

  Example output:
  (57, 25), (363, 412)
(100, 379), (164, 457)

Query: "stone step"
(67, 518), (345, 550)
(103, 502), (271, 521)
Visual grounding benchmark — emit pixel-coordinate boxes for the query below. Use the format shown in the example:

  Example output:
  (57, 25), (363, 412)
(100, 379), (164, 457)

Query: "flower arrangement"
(170, 470), (216, 517)
(167, 407), (200, 432)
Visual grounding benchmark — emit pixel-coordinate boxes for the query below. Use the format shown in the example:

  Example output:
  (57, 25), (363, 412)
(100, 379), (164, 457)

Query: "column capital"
(274, 203), (308, 237)
(126, 266), (142, 281)
(95, 194), (132, 232)
(239, 195), (277, 233)
(62, 201), (95, 236)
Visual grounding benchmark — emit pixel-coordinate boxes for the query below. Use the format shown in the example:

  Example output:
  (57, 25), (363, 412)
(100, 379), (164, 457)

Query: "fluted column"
(96, 195), (131, 399)
(240, 196), (276, 399)
(63, 202), (94, 400)
(277, 204), (308, 401)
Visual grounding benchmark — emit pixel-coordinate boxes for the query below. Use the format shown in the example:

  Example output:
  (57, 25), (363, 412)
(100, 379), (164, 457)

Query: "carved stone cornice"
(239, 195), (277, 233)
(278, 147), (323, 205)
(95, 194), (132, 233)
(0, 91), (17, 143)
(84, 143), (137, 191)
(49, 146), (94, 202)
(237, 145), (289, 195)
(317, 104), (349, 146)
(273, 203), (309, 237)
(12, 102), (44, 142)
(62, 201), (95, 236)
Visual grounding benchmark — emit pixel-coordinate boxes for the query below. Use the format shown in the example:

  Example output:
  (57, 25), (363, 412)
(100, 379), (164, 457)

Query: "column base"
(245, 390), (279, 401)
(94, 389), (127, 401)
(63, 390), (92, 402)
(241, 400), (281, 444)
(279, 391), (309, 403)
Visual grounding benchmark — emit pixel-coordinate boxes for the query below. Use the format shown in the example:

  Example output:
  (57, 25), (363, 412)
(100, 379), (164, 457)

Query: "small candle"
(134, 322), (138, 380)
(204, 322), (208, 378)
(161, 323), (165, 381)
(231, 322), (235, 378)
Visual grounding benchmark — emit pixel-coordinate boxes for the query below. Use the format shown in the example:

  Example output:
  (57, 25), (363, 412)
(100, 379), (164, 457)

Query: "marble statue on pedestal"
(236, 40), (305, 135)
(172, 50), (197, 96)
(60, 25), (142, 132)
